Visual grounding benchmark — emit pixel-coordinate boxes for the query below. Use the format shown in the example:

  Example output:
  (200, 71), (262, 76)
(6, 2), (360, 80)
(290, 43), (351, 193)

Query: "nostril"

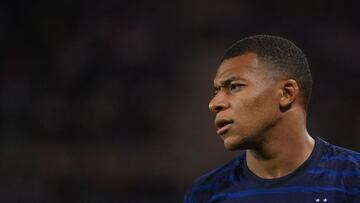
(214, 106), (223, 112)
(209, 97), (228, 112)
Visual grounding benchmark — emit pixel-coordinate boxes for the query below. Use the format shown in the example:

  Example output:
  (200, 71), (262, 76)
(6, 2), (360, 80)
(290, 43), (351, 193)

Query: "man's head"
(209, 35), (312, 150)
(222, 35), (312, 108)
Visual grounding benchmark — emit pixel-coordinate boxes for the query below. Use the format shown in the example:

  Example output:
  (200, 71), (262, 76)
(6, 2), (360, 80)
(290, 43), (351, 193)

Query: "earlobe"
(279, 79), (299, 110)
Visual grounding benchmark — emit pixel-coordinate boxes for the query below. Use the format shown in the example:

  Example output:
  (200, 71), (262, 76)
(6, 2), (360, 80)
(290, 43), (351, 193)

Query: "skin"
(209, 53), (315, 179)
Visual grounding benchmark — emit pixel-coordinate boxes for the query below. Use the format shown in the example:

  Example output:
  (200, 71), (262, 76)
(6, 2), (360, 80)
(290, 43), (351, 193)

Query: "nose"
(208, 93), (229, 113)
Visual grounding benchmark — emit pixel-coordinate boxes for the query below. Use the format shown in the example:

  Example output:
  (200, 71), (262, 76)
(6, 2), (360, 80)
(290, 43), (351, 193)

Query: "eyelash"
(214, 84), (244, 95)
(229, 84), (243, 92)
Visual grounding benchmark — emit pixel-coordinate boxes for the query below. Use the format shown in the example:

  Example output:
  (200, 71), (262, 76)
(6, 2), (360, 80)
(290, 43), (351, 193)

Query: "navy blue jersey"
(185, 137), (360, 203)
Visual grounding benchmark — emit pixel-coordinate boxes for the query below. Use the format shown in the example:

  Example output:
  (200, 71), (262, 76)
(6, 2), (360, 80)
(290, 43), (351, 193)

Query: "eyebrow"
(214, 76), (241, 90)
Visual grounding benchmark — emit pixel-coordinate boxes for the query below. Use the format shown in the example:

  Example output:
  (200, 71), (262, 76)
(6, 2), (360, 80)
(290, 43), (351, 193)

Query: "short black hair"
(221, 35), (312, 110)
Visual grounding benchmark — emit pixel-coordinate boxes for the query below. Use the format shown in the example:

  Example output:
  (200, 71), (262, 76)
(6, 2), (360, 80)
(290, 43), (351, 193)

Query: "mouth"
(215, 119), (234, 135)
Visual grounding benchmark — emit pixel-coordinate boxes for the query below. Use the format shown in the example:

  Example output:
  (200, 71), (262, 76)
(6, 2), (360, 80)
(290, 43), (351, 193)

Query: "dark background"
(1, 0), (360, 202)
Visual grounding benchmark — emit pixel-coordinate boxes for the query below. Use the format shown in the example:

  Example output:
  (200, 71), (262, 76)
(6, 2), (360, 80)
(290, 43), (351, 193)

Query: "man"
(184, 35), (360, 202)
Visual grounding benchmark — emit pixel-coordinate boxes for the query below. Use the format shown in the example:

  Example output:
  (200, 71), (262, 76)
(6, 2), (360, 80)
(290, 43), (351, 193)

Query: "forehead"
(214, 53), (263, 84)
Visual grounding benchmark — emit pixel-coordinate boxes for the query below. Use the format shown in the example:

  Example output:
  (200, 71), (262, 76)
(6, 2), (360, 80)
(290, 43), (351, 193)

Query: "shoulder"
(184, 155), (244, 203)
(192, 156), (241, 186)
(314, 138), (360, 186)
(320, 139), (360, 167)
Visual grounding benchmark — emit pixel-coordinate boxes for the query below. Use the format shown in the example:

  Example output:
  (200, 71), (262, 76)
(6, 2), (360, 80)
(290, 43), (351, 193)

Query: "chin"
(223, 135), (247, 151)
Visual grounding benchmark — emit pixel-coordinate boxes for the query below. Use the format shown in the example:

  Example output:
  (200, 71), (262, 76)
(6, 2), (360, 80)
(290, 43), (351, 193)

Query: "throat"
(245, 135), (315, 179)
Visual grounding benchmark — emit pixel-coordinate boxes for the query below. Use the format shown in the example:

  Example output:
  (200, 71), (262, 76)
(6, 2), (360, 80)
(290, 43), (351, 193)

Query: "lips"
(215, 119), (234, 135)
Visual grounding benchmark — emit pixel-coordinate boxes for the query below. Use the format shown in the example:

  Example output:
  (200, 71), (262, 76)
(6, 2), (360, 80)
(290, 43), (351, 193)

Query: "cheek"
(233, 90), (279, 125)
(252, 86), (279, 112)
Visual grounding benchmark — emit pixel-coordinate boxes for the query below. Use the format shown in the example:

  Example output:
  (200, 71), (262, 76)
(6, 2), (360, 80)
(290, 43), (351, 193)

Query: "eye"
(229, 84), (243, 92)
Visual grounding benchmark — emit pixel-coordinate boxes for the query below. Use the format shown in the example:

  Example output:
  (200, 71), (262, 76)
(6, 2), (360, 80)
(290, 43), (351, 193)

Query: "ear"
(279, 79), (299, 110)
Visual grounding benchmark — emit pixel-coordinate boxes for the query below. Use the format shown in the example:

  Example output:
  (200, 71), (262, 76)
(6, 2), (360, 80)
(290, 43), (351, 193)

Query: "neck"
(245, 109), (315, 179)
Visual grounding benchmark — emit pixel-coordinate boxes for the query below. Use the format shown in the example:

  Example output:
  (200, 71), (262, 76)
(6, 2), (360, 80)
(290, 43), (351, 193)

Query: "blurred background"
(1, 0), (360, 202)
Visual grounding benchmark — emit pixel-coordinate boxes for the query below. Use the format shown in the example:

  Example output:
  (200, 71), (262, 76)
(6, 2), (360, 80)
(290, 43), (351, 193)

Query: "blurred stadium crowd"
(1, 0), (360, 202)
